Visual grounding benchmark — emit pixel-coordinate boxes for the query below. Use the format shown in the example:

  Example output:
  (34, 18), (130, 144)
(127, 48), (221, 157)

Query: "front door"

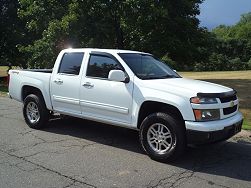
(80, 52), (133, 124)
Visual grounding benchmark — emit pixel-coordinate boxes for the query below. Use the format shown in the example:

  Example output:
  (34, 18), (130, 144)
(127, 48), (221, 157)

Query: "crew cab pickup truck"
(8, 48), (243, 161)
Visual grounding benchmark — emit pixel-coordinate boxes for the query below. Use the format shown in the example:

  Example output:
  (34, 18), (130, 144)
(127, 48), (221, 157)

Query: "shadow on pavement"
(47, 117), (143, 154)
(43, 117), (251, 182)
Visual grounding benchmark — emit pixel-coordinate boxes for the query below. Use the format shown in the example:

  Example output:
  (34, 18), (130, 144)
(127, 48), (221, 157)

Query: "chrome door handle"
(54, 79), (63, 84)
(82, 82), (94, 88)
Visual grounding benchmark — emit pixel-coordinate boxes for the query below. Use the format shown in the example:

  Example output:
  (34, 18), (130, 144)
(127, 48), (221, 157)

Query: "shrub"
(161, 54), (178, 70)
(228, 58), (247, 70)
(193, 54), (249, 71)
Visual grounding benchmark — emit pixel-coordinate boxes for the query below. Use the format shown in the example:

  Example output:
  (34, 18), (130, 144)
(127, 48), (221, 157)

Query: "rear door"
(50, 52), (85, 114)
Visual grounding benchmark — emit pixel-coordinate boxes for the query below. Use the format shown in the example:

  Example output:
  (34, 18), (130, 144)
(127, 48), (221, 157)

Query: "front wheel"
(139, 112), (186, 162)
(23, 94), (49, 129)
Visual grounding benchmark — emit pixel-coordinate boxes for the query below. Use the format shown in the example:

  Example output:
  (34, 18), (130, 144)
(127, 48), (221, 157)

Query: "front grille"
(223, 105), (237, 115)
(220, 95), (237, 103)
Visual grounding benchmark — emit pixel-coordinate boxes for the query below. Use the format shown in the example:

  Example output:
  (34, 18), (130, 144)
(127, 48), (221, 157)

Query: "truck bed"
(22, 69), (53, 73)
(8, 69), (52, 110)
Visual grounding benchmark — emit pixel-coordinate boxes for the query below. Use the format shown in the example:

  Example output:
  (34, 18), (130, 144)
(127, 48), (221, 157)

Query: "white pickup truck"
(8, 48), (243, 161)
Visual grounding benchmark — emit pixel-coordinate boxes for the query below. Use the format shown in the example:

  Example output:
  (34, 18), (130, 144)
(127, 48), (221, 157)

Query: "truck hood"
(140, 78), (233, 98)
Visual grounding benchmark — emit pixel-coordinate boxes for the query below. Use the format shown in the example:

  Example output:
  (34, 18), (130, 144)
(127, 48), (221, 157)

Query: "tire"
(139, 112), (186, 162)
(23, 94), (49, 129)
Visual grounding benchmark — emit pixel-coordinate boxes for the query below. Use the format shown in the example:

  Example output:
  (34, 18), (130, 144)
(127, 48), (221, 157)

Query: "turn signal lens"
(193, 109), (202, 121)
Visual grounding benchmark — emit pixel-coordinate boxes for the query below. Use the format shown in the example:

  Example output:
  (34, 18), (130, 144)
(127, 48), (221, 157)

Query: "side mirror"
(108, 70), (129, 83)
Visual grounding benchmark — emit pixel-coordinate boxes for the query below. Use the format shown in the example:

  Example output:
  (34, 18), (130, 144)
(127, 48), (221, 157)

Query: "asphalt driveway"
(0, 97), (251, 188)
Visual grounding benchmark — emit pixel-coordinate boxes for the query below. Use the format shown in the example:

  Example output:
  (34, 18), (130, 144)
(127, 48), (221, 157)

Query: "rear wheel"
(140, 112), (186, 162)
(23, 94), (49, 129)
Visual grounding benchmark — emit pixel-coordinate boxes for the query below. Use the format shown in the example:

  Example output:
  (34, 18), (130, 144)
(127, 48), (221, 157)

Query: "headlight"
(190, 97), (217, 104)
(193, 109), (220, 121)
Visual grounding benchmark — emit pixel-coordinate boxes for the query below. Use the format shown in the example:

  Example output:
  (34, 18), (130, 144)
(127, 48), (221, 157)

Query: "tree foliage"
(0, 0), (26, 67)
(213, 12), (251, 43)
(17, 0), (204, 69)
(206, 12), (251, 71)
(1, 1), (251, 71)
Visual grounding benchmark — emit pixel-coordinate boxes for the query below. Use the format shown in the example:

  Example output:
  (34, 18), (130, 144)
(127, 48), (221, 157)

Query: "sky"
(198, 0), (251, 30)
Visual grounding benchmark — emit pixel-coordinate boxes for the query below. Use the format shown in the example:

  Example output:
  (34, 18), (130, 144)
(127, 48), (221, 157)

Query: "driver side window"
(86, 54), (123, 79)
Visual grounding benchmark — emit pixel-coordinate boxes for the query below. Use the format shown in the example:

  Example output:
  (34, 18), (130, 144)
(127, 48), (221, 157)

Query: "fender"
(131, 86), (195, 128)
(21, 79), (53, 110)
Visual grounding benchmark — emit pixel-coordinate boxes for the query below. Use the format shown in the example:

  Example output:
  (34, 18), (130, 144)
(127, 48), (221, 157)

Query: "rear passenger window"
(86, 55), (123, 78)
(58, 53), (84, 75)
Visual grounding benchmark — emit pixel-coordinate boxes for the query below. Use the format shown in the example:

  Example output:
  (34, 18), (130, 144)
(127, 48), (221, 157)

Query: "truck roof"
(61, 48), (151, 55)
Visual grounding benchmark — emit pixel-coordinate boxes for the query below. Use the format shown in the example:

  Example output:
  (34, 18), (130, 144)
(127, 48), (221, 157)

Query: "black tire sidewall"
(140, 112), (185, 162)
(23, 94), (49, 129)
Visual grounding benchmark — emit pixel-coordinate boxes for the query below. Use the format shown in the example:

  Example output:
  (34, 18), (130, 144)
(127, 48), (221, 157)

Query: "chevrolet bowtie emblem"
(230, 101), (234, 107)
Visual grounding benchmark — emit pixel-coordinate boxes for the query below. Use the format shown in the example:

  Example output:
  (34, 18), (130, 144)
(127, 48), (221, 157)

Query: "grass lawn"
(180, 71), (251, 130)
(0, 66), (8, 77)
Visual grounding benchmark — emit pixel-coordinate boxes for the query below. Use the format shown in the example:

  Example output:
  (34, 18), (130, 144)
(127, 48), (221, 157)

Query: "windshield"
(118, 53), (181, 80)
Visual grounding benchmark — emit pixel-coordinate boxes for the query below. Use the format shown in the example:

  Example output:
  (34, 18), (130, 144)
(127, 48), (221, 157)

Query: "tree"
(213, 12), (251, 43)
(210, 12), (251, 71)
(0, 0), (26, 68)
(239, 12), (251, 24)
(18, 0), (204, 69)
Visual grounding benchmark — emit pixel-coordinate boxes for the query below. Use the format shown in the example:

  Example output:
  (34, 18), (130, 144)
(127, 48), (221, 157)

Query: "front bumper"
(185, 112), (243, 144)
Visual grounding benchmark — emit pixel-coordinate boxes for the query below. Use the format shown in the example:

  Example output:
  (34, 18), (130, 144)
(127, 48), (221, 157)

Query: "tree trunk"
(114, 16), (124, 49)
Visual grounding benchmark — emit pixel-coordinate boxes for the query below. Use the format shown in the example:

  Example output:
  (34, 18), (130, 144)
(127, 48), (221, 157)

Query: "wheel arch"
(137, 101), (185, 129)
(21, 85), (51, 110)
